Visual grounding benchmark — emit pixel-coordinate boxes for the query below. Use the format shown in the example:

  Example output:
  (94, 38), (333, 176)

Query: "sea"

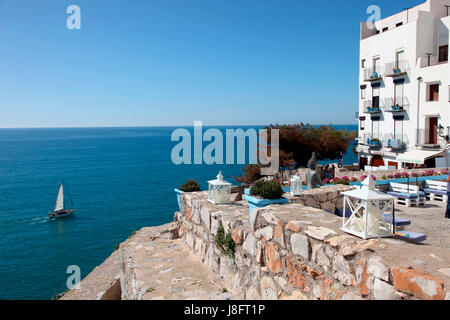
(0, 125), (357, 299)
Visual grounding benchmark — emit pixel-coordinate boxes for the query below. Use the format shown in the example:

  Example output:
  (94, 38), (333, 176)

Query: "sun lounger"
(423, 180), (448, 202)
(386, 182), (426, 207)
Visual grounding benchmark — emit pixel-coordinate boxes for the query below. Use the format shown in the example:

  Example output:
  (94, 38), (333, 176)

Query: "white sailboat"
(49, 180), (75, 218)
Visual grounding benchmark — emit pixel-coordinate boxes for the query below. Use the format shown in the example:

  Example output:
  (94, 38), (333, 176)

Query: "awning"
(397, 149), (447, 164)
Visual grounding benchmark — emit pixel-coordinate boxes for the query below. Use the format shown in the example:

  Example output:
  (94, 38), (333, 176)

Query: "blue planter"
(174, 188), (184, 211)
(244, 194), (289, 223)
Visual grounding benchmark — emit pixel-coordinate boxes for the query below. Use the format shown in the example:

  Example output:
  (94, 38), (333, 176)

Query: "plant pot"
(174, 188), (184, 211)
(244, 194), (289, 224)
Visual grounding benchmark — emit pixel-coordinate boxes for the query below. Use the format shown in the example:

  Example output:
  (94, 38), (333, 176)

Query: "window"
(361, 59), (366, 68)
(394, 118), (404, 141)
(372, 87), (380, 108)
(361, 87), (366, 99)
(375, 30), (380, 34)
(439, 45), (448, 62)
(382, 27), (388, 32)
(396, 22), (403, 27)
(394, 82), (404, 106)
(396, 50), (405, 69)
(429, 84), (439, 101)
(373, 57), (380, 71)
(360, 118), (365, 131)
(372, 118), (380, 139)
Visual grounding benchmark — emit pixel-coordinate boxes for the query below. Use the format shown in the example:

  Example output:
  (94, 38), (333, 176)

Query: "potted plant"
(243, 179), (289, 223)
(174, 179), (200, 210)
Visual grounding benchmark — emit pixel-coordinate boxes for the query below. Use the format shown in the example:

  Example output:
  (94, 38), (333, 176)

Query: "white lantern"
(290, 175), (302, 196)
(208, 171), (232, 205)
(340, 177), (396, 239)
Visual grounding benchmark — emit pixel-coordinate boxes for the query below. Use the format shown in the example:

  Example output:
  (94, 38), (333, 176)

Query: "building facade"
(356, 0), (450, 169)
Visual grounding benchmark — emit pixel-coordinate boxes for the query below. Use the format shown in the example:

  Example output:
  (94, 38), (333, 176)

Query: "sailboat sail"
(54, 184), (64, 211)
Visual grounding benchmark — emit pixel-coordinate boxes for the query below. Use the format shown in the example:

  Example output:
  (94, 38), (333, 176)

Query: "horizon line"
(0, 122), (358, 129)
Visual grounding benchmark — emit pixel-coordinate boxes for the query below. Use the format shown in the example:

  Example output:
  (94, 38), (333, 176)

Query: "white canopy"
(397, 149), (446, 164)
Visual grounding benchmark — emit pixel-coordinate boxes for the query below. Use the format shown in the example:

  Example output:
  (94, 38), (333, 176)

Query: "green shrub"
(250, 179), (283, 199)
(179, 179), (200, 192)
(215, 226), (236, 257)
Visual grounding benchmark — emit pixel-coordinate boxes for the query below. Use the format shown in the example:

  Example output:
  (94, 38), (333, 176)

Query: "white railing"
(363, 66), (384, 80)
(385, 60), (410, 75)
(383, 97), (409, 112)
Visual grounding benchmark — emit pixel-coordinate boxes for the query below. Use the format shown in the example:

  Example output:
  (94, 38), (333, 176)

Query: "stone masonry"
(176, 189), (450, 300)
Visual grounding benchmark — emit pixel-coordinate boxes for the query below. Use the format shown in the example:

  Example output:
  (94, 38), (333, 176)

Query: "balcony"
(416, 129), (441, 148)
(360, 134), (382, 149)
(383, 97), (409, 113)
(386, 135), (406, 150)
(363, 67), (383, 82)
(363, 100), (382, 114)
(385, 60), (409, 77)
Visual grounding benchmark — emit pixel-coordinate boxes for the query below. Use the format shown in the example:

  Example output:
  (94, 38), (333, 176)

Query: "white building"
(356, 0), (450, 170)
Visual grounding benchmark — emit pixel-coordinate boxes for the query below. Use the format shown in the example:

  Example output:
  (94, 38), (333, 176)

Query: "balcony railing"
(360, 134), (382, 148)
(416, 129), (441, 147)
(385, 60), (410, 77)
(419, 54), (448, 68)
(363, 100), (383, 114)
(363, 67), (383, 81)
(385, 134), (406, 150)
(383, 97), (409, 112)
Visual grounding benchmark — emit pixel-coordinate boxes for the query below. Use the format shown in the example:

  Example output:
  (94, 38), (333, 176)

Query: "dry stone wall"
(176, 190), (449, 300)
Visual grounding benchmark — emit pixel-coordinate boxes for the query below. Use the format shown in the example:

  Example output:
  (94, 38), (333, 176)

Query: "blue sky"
(0, 0), (425, 128)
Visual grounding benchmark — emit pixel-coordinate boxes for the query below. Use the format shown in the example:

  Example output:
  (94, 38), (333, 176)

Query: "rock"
(184, 231), (195, 249)
(446, 292), (450, 300)
(304, 226), (336, 241)
(255, 226), (273, 241)
(273, 221), (286, 248)
(279, 290), (308, 300)
(312, 244), (331, 272)
(286, 254), (308, 292)
(325, 235), (355, 249)
(290, 234), (310, 260)
(355, 257), (370, 296)
(339, 239), (377, 257)
(312, 284), (321, 299)
(372, 278), (396, 300)
(332, 254), (356, 286)
(367, 256), (390, 282)
(204, 245), (220, 274)
(260, 276), (278, 300)
(286, 221), (301, 233)
(231, 228), (244, 246)
(341, 291), (362, 300)
(243, 233), (257, 256)
(185, 207), (192, 222)
(246, 286), (261, 300)
(265, 242), (282, 274)
(274, 276), (288, 289)
(255, 241), (264, 264)
(200, 206), (211, 231)
(438, 268), (450, 277)
(210, 218), (219, 236)
(392, 268), (445, 300)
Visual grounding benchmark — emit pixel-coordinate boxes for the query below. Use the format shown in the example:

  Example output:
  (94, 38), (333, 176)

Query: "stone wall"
(285, 185), (355, 213)
(176, 190), (449, 300)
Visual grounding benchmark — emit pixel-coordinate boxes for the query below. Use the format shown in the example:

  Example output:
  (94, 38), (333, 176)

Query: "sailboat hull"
(49, 209), (75, 219)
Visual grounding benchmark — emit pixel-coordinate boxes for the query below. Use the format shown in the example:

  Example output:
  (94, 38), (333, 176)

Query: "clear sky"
(0, 0), (425, 128)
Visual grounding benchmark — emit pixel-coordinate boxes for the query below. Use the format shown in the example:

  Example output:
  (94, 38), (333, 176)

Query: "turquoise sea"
(0, 125), (357, 299)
